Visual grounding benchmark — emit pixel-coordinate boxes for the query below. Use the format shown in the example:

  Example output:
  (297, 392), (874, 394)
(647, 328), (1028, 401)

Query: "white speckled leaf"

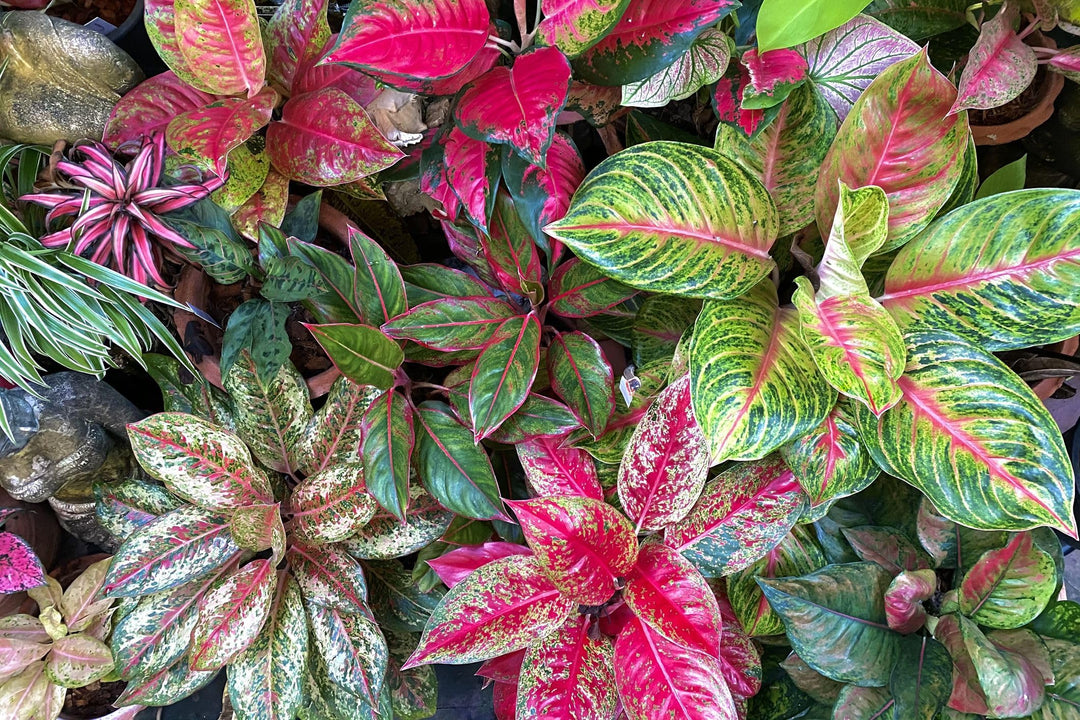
(290, 464), (378, 545)
(306, 600), (388, 703)
(45, 634), (115, 689)
(188, 559), (275, 671)
(288, 542), (369, 614)
(295, 376), (381, 476)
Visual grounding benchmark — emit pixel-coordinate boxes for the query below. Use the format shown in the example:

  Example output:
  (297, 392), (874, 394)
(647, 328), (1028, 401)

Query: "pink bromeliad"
(22, 134), (225, 288)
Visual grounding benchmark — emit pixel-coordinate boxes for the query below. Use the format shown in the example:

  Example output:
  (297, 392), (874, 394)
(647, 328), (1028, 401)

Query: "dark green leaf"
(306, 323), (404, 390)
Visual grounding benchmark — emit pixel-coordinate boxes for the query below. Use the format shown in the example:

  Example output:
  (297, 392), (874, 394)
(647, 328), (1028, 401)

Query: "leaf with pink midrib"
(426, 542), (532, 589)
(516, 435), (603, 500)
(516, 615), (618, 719)
(174, 0), (267, 97)
(166, 89), (278, 176)
(265, 0), (330, 92)
(104, 72), (219, 149)
(950, 4), (1037, 114)
(0, 531), (46, 593)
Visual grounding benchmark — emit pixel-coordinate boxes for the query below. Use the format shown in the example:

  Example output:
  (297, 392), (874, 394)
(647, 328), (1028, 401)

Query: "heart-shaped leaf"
(383, 297), (516, 352)
(664, 456), (807, 577)
(516, 614), (618, 720)
(758, 562), (902, 686)
(348, 228), (407, 326)
(456, 46), (572, 166)
(267, 88), (403, 185)
(884, 569), (936, 633)
(548, 332), (615, 437)
(546, 142), (778, 299)
(189, 559), (275, 671)
(174, 0), (266, 97)
(690, 279), (836, 462)
(327, 0), (491, 80)
(618, 373), (708, 533)
(548, 258), (638, 319)
(291, 464), (378, 544)
(516, 435), (602, 500)
(852, 331), (1077, 536)
(572, 0), (737, 85)
(404, 556), (576, 667)
(622, 28), (733, 109)
(0, 532), (46, 593)
(426, 542), (532, 589)
(345, 487), (453, 560)
(264, 0), (330, 92)
(958, 532), (1058, 629)
(306, 323), (404, 390)
(508, 496), (637, 605)
(880, 188), (1080, 351)
(305, 600), (388, 703)
(535, 0), (631, 57)
(361, 390), (415, 521)
(104, 72), (218, 149)
(469, 315), (542, 441)
(951, 4), (1037, 114)
(815, 48), (969, 253)
(166, 89), (278, 177)
(289, 542), (369, 613)
(780, 402), (880, 507)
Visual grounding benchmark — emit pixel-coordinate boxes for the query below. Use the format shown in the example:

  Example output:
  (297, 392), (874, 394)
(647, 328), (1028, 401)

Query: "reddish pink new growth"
(742, 48), (809, 95)
(22, 134), (225, 288)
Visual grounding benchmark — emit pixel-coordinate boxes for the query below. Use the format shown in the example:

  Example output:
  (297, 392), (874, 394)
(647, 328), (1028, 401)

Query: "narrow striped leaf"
(516, 435), (603, 500)
(361, 390), (415, 521)
(548, 258), (638, 319)
(851, 331), (1077, 536)
(290, 463), (378, 544)
(815, 48), (969, 253)
(690, 279), (836, 462)
(621, 28), (733, 109)
(780, 401), (880, 507)
(305, 323), (404, 391)
(548, 332), (615, 437)
(535, 0), (631, 58)
(344, 486), (454, 560)
(469, 315), (541, 441)
(516, 615), (618, 720)
(547, 142), (778, 299)
(349, 227), (407, 325)
(958, 532), (1058, 630)
(305, 600), (387, 703)
(188, 559), (275, 671)
(288, 542), (369, 613)
(414, 401), (504, 520)
(880, 189), (1080, 351)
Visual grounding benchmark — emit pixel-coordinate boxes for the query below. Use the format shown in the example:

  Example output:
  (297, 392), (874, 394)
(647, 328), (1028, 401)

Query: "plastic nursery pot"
(970, 32), (1065, 146)
(1033, 334), (1080, 401)
(44, 0), (143, 42)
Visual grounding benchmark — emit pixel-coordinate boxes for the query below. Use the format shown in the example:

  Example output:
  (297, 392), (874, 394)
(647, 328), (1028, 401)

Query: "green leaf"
(757, 0), (870, 51)
(958, 532), (1059, 630)
(361, 390), (415, 522)
(1031, 600), (1080, 642)
(414, 401), (505, 521)
(546, 141), (778, 299)
(366, 560), (444, 634)
(220, 299), (291, 381)
(880, 188), (1080, 351)
(631, 295), (701, 368)
(852, 331), (1077, 536)
(975, 155), (1026, 200)
(305, 323), (404, 390)
(305, 600), (387, 704)
(400, 263), (490, 306)
(260, 256), (321, 303)
(757, 562), (902, 686)
(915, 497), (1007, 571)
(780, 401), (880, 507)
(385, 630), (438, 720)
(349, 228), (407, 325)
(468, 315), (541, 441)
(281, 191), (321, 244)
(168, 217), (256, 285)
(889, 635), (951, 718)
(288, 238), (363, 324)
(831, 685), (894, 718)
(143, 353), (234, 427)
(1038, 636), (1080, 718)
(228, 503), (285, 562)
(547, 331), (615, 437)
(865, 0), (969, 41)
(382, 297), (517, 352)
(547, 258), (639, 319)
(690, 279), (836, 462)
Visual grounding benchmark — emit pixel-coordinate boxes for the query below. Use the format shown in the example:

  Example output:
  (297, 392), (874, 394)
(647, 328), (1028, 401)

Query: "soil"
(47, 0), (136, 28)
(61, 680), (125, 719)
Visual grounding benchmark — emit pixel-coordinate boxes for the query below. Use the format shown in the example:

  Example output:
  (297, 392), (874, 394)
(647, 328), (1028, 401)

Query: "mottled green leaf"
(548, 331), (615, 437)
(306, 323), (404, 391)
(345, 485), (454, 561)
(290, 463), (378, 545)
(547, 258), (639, 319)
(288, 542), (369, 614)
(296, 376), (380, 476)
(915, 498), (1007, 571)
(361, 390), (415, 522)
(288, 238), (363, 324)
(385, 630), (438, 720)
(889, 634), (952, 719)
(144, 353), (235, 427)
(366, 560), (444, 633)
(45, 634), (114, 689)
(221, 299), (291, 381)
(305, 600), (387, 703)
(780, 401), (880, 507)
(114, 657), (216, 707)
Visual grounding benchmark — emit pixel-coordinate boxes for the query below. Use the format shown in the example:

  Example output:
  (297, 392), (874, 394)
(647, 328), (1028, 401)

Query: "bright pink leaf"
(361, 30), (502, 95)
(266, 87), (404, 185)
(885, 569), (936, 634)
(517, 615), (618, 720)
(326, 0), (491, 80)
(714, 590), (762, 701)
(477, 649), (526, 683)
(516, 435), (603, 500)
(265, 0), (330, 93)
(741, 48), (808, 109)
(493, 681), (518, 720)
(714, 70), (765, 136)
(443, 127), (500, 233)
(508, 496), (638, 605)
(1048, 46), (1080, 80)
(427, 542), (533, 589)
(104, 72), (219, 149)
(455, 46), (573, 166)
(166, 88), (278, 176)
(535, 0), (631, 58)
(293, 35), (381, 104)
(951, 4), (1037, 114)
(173, 0), (267, 97)
(0, 531), (47, 593)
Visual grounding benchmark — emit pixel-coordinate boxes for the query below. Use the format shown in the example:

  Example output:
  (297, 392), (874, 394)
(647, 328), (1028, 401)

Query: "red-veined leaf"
(0, 617), (50, 677)
(166, 88), (278, 177)
(950, 4), (1037, 114)
(265, 0), (330, 92)
(516, 435), (603, 500)
(189, 559), (275, 671)
(915, 498), (1008, 571)
(292, 35), (380, 103)
(229, 503), (285, 562)
(305, 322), (404, 390)
(548, 258), (638, 319)
(548, 332), (615, 437)
(382, 297), (515, 352)
(174, 0), (266, 97)
(145, 0), (203, 88)
(104, 72), (218, 149)
(426, 542), (533, 589)
(361, 390), (415, 522)
(305, 600), (388, 703)
(517, 615), (619, 720)
(0, 532), (46, 593)
(288, 542), (369, 613)
(442, 127), (501, 233)
(290, 463), (378, 544)
(297, 375), (380, 475)
(484, 190), (544, 299)
(780, 401), (880, 507)
(348, 226), (407, 326)
(345, 485), (454, 560)
(490, 394), (583, 444)
(468, 315), (542, 441)
(360, 31), (502, 95)
(885, 568), (936, 634)
(957, 532), (1058, 629)
(536, 0), (631, 57)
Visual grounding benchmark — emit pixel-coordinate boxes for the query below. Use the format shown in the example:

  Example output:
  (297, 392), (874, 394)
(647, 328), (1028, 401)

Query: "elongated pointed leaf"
(572, 0), (737, 85)
(425, 542), (532, 589)
(884, 569), (936, 633)
(288, 542), (369, 613)
(360, 390), (415, 521)
(265, 0), (330, 92)
(614, 615), (737, 720)
(517, 435), (602, 500)
(469, 315), (541, 441)
(306, 600), (387, 703)
(852, 331), (1077, 536)
(105, 72), (219, 149)
(484, 190), (545, 299)
(502, 132), (586, 258)
(713, 589), (763, 701)
(757, 0), (867, 52)
(327, 0), (490, 80)
(349, 227), (407, 326)
(951, 5), (1037, 114)
(382, 297), (515, 352)
(0, 532), (46, 593)
(758, 562), (902, 686)
(115, 658), (216, 706)
(366, 560), (443, 633)
(306, 323), (404, 390)
(166, 89), (278, 177)
(631, 295), (701, 367)
(491, 394), (582, 444)
(297, 376), (379, 475)
(440, 127), (501, 234)
(618, 373), (708, 533)
(958, 532), (1058, 630)
(415, 401), (504, 520)
(546, 142), (778, 299)
(780, 402), (880, 507)
(665, 456), (807, 577)
(548, 258), (638, 319)
(291, 464), (378, 544)
(404, 556), (576, 667)
(548, 332), (615, 437)
(690, 280), (836, 462)
(189, 559), (275, 670)
(508, 496), (637, 605)
(346, 487), (454, 561)
(536, 0), (631, 57)
(842, 525), (933, 575)
(1038, 636), (1080, 718)
(174, 0), (266, 97)
(517, 614), (618, 720)
(622, 28), (733, 109)
(880, 188), (1080, 350)
(815, 48), (969, 252)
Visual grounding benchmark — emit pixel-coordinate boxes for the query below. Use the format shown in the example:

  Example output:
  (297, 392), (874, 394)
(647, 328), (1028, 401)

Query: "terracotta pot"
(1033, 335), (1080, 401)
(971, 33), (1065, 146)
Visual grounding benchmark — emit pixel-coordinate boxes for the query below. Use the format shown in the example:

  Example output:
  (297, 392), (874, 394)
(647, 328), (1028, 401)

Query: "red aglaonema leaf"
(443, 127), (501, 233)
(166, 88), (278, 176)
(516, 435), (603, 500)
(484, 191), (545, 298)
(265, 0), (330, 93)
(427, 542), (533, 589)
(517, 614), (619, 720)
(404, 556), (576, 667)
(714, 69), (765, 136)
(740, 48), (809, 109)
(957, 531), (1058, 629)
(614, 615), (738, 720)
(232, 168), (289, 240)
(508, 496), (638, 605)
(0, 531), (47, 593)
(326, 0), (491, 80)
(188, 559), (275, 670)
(664, 456), (807, 577)
(266, 87), (403, 185)
(493, 680), (518, 720)
(477, 649), (526, 683)
(622, 543), (722, 658)
(456, 46), (573, 166)
(713, 589), (762, 701)
(292, 35), (381, 103)
(618, 373), (709, 533)
(950, 4), (1037, 114)
(360, 27), (502, 95)
(885, 569), (936, 634)
(547, 258), (639, 319)
(104, 72), (219, 149)
(145, 0), (201, 88)
(468, 315), (542, 441)
(535, 0), (631, 58)
(289, 464), (378, 544)
(548, 332), (616, 437)
(174, 0), (267, 97)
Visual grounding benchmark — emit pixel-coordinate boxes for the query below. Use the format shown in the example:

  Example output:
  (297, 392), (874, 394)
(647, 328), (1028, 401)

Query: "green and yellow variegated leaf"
(690, 279), (836, 462)
(344, 486), (454, 561)
(288, 542), (369, 614)
(546, 141), (778, 299)
(228, 575), (308, 720)
(295, 377), (380, 476)
(958, 532), (1058, 630)
(305, 600), (387, 703)
(94, 476), (184, 544)
(128, 413), (273, 510)
(780, 401), (880, 507)
(105, 506), (241, 597)
(1034, 636), (1080, 720)
(290, 464), (378, 545)
(45, 634), (114, 689)
(713, 83), (837, 236)
(144, 353), (235, 427)
(114, 656), (217, 707)
(223, 351), (313, 474)
(188, 559), (275, 671)
(534, 0), (631, 57)
(385, 630), (438, 720)
(880, 188), (1080, 351)
(631, 295), (701, 368)
(366, 560), (444, 634)
(229, 503), (285, 562)
(621, 28), (733, 109)
(852, 331), (1077, 536)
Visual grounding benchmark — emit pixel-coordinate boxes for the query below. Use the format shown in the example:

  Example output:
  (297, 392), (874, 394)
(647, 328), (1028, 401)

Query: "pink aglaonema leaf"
(265, 0), (330, 93)
(404, 556), (576, 667)
(618, 373), (709, 534)
(173, 0), (267, 97)
(0, 531), (47, 593)
(516, 435), (603, 500)
(166, 88), (278, 176)
(455, 46), (573, 166)
(950, 4), (1037, 114)
(188, 558), (275, 670)
(360, 28), (502, 95)
(1048, 45), (1080, 81)
(613, 615), (738, 720)
(287, 542), (369, 613)
(957, 531), (1058, 629)
(293, 35), (380, 104)
(145, 0), (202, 88)
(885, 569), (936, 634)
(508, 496), (638, 605)
(714, 69), (766, 136)
(326, 0), (491, 80)
(266, 87), (404, 185)
(517, 615), (618, 719)
(535, 0), (631, 58)
(740, 48), (809, 110)
(484, 191), (545, 297)
(477, 649), (526, 683)
(427, 542), (533, 589)
(713, 589), (762, 701)
(622, 544), (722, 658)
(104, 72), (218, 149)
(443, 127), (501, 233)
